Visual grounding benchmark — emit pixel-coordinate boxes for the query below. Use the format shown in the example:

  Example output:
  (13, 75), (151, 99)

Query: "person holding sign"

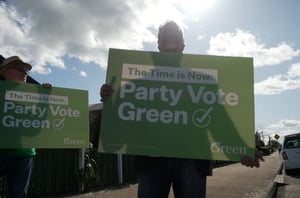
(100, 21), (263, 198)
(0, 56), (51, 198)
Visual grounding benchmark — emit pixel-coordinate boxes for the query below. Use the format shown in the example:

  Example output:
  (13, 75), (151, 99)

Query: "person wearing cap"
(0, 56), (51, 198)
(100, 21), (264, 198)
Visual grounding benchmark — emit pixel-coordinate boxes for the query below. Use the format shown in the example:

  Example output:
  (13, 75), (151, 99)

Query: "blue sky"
(1, 0), (300, 143)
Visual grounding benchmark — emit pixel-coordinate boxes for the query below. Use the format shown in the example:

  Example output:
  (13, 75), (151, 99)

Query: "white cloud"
(0, 0), (185, 74)
(255, 61), (300, 95)
(263, 119), (300, 142)
(268, 119), (300, 129)
(287, 63), (300, 78)
(208, 29), (300, 67)
(80, 71), (87, 77)
(209, 30), (300, 95)
(255, 74), (300, 95)
(197, 34), (206, 40)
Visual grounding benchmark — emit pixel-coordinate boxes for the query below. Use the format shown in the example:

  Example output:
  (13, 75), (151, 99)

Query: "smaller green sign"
(0, 81), (89, 148)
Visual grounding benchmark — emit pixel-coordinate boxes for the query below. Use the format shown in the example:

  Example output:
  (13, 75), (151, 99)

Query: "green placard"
(99, 48), (255, 161)
(0, 81), (89, 148)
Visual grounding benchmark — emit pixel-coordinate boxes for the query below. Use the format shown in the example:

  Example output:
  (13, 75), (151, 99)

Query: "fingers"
(255, 149), (265, 162)
(100, 84), (114, 102)
(241, 156), (255, 168)
(240, 154), (263, 168)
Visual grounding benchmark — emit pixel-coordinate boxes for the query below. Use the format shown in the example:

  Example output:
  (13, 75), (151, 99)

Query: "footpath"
(63, 152), (282, 198)
(206, 152), (282, 198)
(275, 165), (300, 198)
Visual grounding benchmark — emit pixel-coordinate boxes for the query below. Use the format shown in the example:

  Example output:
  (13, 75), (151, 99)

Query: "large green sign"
(0, 81), (89, 148)
(99, 48), (255, 161)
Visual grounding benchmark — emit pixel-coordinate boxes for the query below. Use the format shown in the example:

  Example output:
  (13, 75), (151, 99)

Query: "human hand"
(100, 84), (114, 102)
(41, 83), (52, 88)
(240, 149), (264, 168)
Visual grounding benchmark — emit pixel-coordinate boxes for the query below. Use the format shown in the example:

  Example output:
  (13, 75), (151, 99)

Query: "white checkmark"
(196, 107), (213, 124)
(55, 118), (65, 129)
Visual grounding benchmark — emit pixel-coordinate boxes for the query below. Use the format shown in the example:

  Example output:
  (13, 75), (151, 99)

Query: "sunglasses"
(10, 66), (30, 74)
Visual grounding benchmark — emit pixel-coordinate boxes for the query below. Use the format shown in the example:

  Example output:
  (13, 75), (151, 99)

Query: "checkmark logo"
(52, 118), (65, 130)
(192, 107), (213, 128)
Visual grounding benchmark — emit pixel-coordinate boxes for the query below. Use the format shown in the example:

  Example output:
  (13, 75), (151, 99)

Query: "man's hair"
(158, 20), (183, 40)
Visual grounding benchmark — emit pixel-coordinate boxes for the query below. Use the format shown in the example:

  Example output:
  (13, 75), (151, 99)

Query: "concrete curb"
(267, 162), (283, 198)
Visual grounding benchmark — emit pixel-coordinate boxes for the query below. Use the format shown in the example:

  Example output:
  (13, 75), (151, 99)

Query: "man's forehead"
(159, 29), (182, 39)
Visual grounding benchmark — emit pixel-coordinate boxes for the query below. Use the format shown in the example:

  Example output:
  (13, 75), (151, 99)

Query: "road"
(276, 169), (300, 198)
(63, 152), (281, 198)
(206, 152), (280, 197)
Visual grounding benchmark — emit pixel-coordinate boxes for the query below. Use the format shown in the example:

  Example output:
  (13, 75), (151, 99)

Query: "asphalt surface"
(206, 152), (281, 198)
(276, 169), (300, 198)
(61, 152), (282, 198)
